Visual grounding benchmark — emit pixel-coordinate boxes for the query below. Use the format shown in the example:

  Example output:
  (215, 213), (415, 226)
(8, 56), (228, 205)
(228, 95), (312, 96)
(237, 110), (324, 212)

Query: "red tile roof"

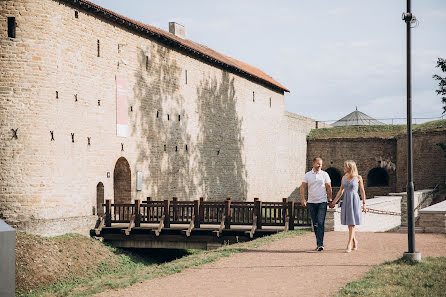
(62, 0), (290, 93)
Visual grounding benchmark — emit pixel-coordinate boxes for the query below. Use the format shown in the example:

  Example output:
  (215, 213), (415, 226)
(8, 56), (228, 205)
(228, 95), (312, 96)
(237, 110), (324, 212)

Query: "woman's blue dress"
(341, 177), (362, 225)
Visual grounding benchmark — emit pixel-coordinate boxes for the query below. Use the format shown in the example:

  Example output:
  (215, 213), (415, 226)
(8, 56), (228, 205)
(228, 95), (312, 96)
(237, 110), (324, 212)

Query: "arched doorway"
(367, 167), (389, 187)
(96, 182), (104, 216)
(325, 167), (342, 187)
(114, 157), (131, 204)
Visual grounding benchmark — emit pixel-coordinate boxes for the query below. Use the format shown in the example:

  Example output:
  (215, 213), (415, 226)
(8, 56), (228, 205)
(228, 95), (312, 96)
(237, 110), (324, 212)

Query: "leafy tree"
(433, 57), (446, 114)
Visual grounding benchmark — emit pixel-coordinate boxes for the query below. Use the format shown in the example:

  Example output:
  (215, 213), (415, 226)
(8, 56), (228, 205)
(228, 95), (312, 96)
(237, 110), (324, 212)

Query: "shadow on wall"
(133, 46), (246, 200)
(133, 46), (195, 199)
(196, 72), (247, 201)
(288, 186), (301, 201)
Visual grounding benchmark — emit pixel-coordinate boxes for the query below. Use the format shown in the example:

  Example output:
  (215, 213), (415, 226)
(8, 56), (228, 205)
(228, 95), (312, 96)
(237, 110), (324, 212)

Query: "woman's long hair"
(344, 160), (358, 180)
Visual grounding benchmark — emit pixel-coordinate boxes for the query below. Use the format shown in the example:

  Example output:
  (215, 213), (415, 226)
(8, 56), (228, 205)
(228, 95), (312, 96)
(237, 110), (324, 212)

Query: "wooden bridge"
(91, 197), (311, 250)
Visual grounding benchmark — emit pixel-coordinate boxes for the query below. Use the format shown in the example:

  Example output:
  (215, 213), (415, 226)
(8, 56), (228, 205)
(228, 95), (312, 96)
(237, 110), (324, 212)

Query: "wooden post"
(194, 199), (200, 228)
(105, 199), (111, 227)
(163, 199), (170, 228)
(288, 200), (295, 230)
(172, 197), (178, 222)
(224, 198), (231, 229)
(135, 199), (141, 227)
(199, 197), (205, 225)
(282, 198), (288, 226)
(254, 198), (262, 229)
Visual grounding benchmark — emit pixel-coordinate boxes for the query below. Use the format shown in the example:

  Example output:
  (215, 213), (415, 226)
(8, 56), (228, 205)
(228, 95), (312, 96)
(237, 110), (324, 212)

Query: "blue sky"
(89, 0), (446, 124)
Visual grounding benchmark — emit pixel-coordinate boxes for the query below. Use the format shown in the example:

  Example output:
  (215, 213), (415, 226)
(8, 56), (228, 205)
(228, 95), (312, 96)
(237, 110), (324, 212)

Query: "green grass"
(334, 256), (446, 297)
(22, 230), (307, 297)
(308, 119), (446, 140)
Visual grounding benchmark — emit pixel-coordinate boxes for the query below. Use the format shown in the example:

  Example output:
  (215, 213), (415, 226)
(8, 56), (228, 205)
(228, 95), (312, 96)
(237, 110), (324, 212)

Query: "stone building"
(307, 128), (446, 198)
(0, 0), (321, 235)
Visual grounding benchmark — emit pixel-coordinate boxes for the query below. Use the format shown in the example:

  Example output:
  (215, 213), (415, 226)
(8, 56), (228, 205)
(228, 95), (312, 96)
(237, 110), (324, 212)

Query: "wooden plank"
(213, 214), (226, 237)
(124, 215), (135, 236)
(94, 215), (105, 235)
(185, 215), (195, 237)
(154, 215), (165, 236)
(247, 214), (257, 239)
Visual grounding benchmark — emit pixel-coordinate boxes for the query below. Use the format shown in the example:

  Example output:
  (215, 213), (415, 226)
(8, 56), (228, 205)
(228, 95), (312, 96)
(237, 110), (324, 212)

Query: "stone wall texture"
(307, 138), (397, 198)
(307, 130), (446, 200)
(419, 200), (446, 234)
(396, 131), (446, 192)
(0, 0), (317, 235)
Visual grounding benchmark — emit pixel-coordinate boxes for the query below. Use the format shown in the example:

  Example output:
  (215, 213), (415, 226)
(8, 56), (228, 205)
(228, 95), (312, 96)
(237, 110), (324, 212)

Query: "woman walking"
(330, 160), (367, 252)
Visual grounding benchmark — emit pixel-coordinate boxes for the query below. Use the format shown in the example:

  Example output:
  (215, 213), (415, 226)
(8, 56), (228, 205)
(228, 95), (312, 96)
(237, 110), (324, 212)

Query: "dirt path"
(94, 232), (446, 297)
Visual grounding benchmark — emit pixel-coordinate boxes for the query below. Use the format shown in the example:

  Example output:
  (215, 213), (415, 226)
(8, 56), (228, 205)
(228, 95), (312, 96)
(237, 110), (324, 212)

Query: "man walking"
(300, 157), (332, 251)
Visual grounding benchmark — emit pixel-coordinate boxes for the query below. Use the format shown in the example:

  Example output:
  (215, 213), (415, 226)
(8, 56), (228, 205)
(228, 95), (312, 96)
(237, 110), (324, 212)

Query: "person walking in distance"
(330, 160), (367, 253)
(300, 157), (332, 251)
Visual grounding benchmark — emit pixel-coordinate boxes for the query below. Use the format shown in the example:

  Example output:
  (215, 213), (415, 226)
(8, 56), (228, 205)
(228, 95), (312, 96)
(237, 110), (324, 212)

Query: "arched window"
(96, 182), (104, 216)
(367, 167), (389, 187)
(325, 167), (342, 187)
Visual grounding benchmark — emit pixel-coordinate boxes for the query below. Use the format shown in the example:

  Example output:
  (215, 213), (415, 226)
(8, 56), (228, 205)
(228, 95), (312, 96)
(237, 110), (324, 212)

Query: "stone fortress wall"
(0, 0), (318, 235)
(307, 130), (446, 199)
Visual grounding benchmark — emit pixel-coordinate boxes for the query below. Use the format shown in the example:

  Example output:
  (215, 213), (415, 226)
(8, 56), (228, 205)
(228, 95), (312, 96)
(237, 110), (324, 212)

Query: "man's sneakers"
(316, 246), (324, 252)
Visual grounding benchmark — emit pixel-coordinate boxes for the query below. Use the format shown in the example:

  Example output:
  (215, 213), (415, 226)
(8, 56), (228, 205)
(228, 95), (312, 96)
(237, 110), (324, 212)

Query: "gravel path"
(94, 232), (446, 297)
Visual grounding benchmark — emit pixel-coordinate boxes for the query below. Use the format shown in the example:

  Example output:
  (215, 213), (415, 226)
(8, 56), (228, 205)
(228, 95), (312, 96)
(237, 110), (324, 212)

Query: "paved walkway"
(95, 232), (446, 297)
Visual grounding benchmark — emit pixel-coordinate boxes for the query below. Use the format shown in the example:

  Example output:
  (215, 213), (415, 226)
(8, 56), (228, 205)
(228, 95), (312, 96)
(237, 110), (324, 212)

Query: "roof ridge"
(69, 0), (289, 93)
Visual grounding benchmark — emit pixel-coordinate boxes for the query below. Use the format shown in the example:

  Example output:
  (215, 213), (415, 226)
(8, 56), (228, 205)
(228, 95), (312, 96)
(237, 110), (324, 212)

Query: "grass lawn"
(21, 230), (307, 297)
(335, 256), (446, 297)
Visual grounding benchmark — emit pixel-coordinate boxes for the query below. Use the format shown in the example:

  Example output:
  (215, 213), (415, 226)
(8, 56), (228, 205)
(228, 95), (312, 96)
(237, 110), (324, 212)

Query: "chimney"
(169, 22), (185, 39)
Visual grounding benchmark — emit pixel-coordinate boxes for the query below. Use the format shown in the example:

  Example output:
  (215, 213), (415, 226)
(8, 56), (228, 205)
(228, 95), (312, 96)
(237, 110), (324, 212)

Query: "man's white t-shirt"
(302, 169), (331, 203)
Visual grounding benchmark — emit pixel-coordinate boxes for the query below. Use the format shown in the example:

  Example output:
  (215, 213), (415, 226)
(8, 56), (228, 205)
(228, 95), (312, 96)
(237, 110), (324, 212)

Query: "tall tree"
(433, 57), (446, 114)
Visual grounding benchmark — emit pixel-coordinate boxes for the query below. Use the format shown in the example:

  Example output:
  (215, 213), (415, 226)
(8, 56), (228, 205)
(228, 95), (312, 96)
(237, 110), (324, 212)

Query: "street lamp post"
(402, 0), (421, 262)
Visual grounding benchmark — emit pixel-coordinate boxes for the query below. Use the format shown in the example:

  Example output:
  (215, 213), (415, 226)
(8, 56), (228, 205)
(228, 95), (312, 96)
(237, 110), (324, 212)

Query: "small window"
(178, 115), (181, 121)
(252, 91), (255, 102)
(185, 70), (188, 84)
(7, 17), (16, 38)
(145, 55), (149, 70)
(97, 40), (100, 57)
(75, 11), (79, 18)
(269, 97), (271, 108)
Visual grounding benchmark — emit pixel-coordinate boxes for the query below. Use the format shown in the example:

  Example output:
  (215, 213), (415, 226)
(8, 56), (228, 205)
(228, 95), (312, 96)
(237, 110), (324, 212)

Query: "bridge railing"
(169, 197), (195, 224)
(103, 197), (311, 230)
(199, 200), (225, 226)
(103, 201), (135, 224)
(140, 200), (165, 224)
(293, 203), (312, 226)
(230, 201), (255, 225)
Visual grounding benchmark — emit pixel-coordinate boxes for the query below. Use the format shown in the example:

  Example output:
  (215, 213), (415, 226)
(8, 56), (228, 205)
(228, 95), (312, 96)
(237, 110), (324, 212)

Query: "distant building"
(332, 108), (385, 126)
